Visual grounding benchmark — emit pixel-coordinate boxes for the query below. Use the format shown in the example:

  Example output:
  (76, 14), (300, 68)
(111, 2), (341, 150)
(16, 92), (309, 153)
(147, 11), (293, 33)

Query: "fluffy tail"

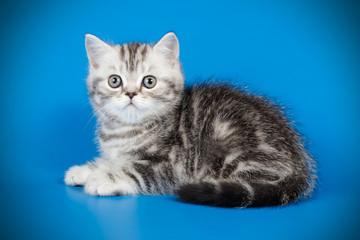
(176, 178), (309, 208)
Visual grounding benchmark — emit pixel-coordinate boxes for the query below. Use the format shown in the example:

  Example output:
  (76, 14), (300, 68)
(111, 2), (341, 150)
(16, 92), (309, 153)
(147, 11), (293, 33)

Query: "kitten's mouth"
(125, 102), (137, 110)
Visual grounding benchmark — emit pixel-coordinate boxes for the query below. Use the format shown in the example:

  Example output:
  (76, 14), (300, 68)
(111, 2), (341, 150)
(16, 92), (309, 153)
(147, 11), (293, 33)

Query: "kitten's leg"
(84, 166), (139, 196)
(84, 160), (179, 196)
(64, 162), (96, 186)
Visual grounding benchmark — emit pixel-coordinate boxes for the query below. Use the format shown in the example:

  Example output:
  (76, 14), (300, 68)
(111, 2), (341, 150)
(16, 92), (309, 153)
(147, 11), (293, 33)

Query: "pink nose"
(125, 92), (137, 99)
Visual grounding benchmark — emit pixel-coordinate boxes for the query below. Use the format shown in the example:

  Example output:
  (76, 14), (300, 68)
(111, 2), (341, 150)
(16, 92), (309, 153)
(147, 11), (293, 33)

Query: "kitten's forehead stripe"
(120, 45), (125, 58)
(118, 43), (148, 72)
(140, 45), (148, 58)
(128, 42), (141, 72)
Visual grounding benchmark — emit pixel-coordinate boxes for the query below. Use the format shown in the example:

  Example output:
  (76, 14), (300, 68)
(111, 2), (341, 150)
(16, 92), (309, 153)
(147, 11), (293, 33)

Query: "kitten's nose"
(125, 92), (137, 99)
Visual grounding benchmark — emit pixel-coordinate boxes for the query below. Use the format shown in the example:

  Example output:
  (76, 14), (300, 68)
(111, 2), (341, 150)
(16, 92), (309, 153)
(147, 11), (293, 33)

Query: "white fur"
(223, 151), (243, 166)
(84, 169), (138, 196)
(64, 165), (93, 186)
(85, 34), (113, 69)
(213, 118), (235, 140)
(153, 32), (179, 65)
(235, 161), (293, 183)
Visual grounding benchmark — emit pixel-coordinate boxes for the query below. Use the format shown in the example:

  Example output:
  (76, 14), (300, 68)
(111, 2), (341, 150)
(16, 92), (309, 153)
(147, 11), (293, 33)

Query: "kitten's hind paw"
(64, 165), (93, 186)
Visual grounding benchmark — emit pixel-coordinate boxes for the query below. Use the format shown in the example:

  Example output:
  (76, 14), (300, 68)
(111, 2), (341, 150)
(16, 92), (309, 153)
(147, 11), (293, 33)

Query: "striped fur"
(64, 33), (317, 208)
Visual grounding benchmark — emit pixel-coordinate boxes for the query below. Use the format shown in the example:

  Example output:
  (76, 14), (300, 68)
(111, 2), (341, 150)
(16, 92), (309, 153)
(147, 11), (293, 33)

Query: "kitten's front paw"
(64, 165), (93, 186)
(84, 173), (122, 196)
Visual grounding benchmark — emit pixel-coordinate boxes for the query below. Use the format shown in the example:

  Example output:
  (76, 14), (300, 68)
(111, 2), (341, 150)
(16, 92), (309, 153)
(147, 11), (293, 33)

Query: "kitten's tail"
(176, 178), (311, 208)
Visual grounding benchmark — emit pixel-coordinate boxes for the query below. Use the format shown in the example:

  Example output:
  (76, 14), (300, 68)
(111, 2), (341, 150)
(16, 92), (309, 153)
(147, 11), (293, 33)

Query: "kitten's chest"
(98, 125), (169, 160)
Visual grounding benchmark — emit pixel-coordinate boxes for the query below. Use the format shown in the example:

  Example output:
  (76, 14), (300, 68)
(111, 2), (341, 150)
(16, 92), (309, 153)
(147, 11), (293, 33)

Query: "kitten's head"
(85, 32), (184, 125)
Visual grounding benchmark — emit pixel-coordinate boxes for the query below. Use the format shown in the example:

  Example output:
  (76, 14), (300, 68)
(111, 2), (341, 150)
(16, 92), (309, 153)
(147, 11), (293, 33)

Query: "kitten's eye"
(108, 75), (122, 88)
(142, 75), (157, 89)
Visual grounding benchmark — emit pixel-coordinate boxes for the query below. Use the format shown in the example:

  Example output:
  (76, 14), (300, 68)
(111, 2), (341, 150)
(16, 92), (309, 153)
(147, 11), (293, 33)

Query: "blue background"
(1, 0), (359, 239)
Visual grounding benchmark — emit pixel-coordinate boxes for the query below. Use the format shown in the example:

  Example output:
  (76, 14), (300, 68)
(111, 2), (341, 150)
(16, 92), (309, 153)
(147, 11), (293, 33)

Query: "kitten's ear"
(85, 34), (112, 69)
(154, 32), (179, 65)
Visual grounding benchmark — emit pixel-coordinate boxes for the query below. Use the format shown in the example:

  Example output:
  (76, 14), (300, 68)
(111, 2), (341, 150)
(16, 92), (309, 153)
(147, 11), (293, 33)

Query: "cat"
(64, 32), (316, 208)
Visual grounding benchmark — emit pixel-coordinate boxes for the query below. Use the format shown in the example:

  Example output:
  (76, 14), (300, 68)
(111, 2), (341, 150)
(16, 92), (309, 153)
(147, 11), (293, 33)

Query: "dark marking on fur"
(120, 45), (125, 59)
(123, 169), (141, 189)
(177, 182), (252, 208)
(133, 163), (156, 192)
(108, 173), (115, 182)
(127, 43), (141, 71)
(140, 45), (147, 59)
(99, 129), (143, 142)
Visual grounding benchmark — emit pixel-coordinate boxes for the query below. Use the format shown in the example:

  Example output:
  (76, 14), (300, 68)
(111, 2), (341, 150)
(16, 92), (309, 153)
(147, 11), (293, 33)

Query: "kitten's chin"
(118, 104), (147, 125)
(124, 103), (137, 111)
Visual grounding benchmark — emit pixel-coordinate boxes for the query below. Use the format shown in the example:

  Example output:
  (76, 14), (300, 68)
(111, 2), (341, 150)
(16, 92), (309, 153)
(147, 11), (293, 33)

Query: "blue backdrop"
(1, 0), (359, 239)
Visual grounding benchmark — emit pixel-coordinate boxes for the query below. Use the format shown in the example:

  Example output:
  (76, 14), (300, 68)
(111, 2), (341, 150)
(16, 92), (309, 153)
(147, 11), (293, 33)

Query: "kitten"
(64, 32), (316, 208)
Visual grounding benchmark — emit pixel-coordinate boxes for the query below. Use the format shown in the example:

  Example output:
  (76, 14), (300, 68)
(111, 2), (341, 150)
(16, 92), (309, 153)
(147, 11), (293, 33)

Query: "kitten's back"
(176, 83), (316, 207)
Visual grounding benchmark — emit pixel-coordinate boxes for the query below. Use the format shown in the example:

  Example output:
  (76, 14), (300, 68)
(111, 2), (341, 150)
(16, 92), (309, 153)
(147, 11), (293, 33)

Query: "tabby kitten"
(64, 32), (316, 208)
